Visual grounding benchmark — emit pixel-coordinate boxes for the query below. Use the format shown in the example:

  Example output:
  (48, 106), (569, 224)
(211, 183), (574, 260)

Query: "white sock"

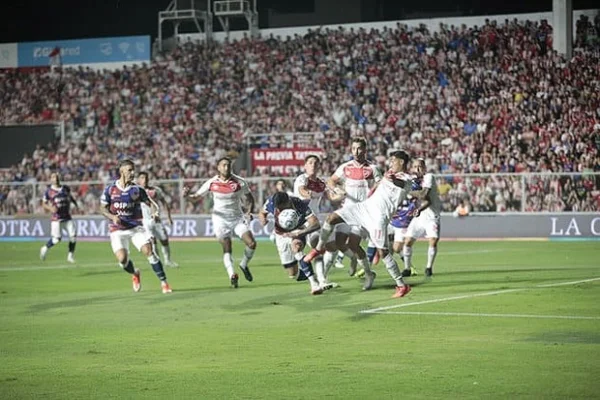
(240, 246), (255, 269)
(426, 246), (437, 270)
(324, 251), (335, 275)
(337, 250), (345, 259)
(308, 275), (320, 289)
(317, 222), (334, 250)
(357, 257), (372, 274)
(315, 256), (327, 285)
(383, 253), (405, 287)
(161, 244), (171, 263)
(223, 253), (235, 278)
(294, 252), (304, 261)
(402, 245), (413, 271)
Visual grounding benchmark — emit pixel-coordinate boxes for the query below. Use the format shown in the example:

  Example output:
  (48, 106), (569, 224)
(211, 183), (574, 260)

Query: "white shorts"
(391, 225), (408, 243)
(405, 216), (441, 239)
(51, 220), (76, 240)
(110, 226), (154, 254)
(145, 220), (168, 242)
(336, 203), (389, 249)
(212, 215), (250, 240)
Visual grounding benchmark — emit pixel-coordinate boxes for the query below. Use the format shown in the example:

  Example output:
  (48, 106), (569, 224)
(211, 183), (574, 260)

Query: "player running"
(293, 154), (338, 289)
(403, 158), (442, 277)
(100, 159), (172, 294)
(258, 191), (324, 295)
(306, 150), (414, 298)
(327, 137), (382, 271)
(138, 172), (179, 268)
(39, 172), (79, 263)
(183, 157), (257, 288)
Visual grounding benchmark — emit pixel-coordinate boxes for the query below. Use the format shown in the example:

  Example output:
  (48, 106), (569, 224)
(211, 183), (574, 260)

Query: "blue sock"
(367, 246), (377, 263)
(123, 260), (135, 274)
(45, 239), (55, 249)
(298, 259), (314, 279)
(296, 268), (308, 282)
(151, 260), (167, 281)
(68, 241), (76, 253)
(336, 253), (344, 262)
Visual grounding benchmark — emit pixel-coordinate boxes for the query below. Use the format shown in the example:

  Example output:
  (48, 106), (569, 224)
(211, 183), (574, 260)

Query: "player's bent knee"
(51, 237), (61, 244)
(140, 243), (153, 256)
(392, 242), (403, 254)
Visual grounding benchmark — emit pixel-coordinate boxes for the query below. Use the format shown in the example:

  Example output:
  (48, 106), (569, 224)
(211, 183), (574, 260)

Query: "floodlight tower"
(158, 0), (213, 50)
(211, 0), (259, 39)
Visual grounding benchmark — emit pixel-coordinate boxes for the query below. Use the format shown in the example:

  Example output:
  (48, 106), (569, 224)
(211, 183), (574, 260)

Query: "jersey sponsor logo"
(210, 180), (241, 194)
(344, 165), (374, 180)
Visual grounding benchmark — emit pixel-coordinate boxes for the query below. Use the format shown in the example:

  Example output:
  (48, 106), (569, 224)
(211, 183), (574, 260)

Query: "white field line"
(0, 248), (510, 272)
(371, 311), (600, 320)
(360, 277), (600, 315)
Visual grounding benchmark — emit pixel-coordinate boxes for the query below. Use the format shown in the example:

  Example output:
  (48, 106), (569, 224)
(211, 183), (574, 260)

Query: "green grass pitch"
(1, 240), (599, 399)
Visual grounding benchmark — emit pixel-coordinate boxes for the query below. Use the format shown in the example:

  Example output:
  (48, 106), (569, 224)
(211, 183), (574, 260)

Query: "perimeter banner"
(251, 148), (325, 173)
(0, 215), (599, 241)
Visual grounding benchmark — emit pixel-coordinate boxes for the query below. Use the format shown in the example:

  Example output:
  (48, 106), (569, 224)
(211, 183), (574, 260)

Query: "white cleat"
(40, 246), (48, 261)
(67, 254), (76, 264)
(320, 281), (339, 290)
(363, 271), (376, 291)
(165, 260), (179, 268)
(334, 260), (345, 269)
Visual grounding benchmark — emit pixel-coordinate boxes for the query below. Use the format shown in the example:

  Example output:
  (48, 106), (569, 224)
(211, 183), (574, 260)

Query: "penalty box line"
(359, 277), (600, 317)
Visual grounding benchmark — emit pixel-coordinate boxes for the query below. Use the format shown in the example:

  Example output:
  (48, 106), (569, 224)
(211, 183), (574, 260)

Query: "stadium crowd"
(0, 13), (599, 215)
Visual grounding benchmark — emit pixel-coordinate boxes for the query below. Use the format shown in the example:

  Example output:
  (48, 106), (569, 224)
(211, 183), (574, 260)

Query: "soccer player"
(137, 172), (179, 268)
(293, 154), (338, 288)
(269, 179), (294, 244)
(258, 191), (324, 295)
(39, 172), (79, 263)
(403, 158), (442, 277)
(100, 159), (172, 294)
(183, 157), (256, 288)
(328, 137), (382, 270)
(306, 150), (413, 298)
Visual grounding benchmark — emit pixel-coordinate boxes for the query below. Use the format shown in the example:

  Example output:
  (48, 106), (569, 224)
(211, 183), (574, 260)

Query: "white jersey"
(365, 172), (412, 221)
(141, 186), (166, 222)
(195, 174), (250, 219)
(420, 173), (442, 218)
(293, 173), (327, 214)
(333, 160), (382, 205)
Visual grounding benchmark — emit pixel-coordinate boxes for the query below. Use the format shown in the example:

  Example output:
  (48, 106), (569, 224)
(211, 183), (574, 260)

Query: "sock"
(316, 222), (334, 250)
(161, 244), (171, 263)
(45, 238), (57, 249)
(298, 258), (314, 278)
(314, 256), (326, 285)
(324, 251), (335, 276)
(357, 257), (372, 274)
(68, 241), (76, 254)
(402, 245), (413, 271)
(337, 250), (345, 262)
(223, 253), (235, 278)
(148, 253), (167, 281)
(383, 253), (405, 287)
(366, 246), (377, 263)
(119, 260), (135, 274)
(240, 246), (255, 269)
(308, 275), (320, 289)
(426, 246), (437, 270)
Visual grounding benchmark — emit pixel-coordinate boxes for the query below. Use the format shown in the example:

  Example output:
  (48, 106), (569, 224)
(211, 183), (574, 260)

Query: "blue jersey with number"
(390, 178), (422, 229)
(43, 185), (73, 221)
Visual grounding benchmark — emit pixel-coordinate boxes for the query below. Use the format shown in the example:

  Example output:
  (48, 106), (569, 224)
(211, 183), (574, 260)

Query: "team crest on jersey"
(130, 186), (140, 200)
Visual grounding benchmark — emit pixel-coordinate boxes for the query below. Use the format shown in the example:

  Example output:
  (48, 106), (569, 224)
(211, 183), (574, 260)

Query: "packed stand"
(0, 14), (599, 215)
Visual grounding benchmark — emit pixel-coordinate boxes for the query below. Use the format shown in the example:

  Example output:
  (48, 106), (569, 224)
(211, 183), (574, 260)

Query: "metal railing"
(0, 172), (598, 216)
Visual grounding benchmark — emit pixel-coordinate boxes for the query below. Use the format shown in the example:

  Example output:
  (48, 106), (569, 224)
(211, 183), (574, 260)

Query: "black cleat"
(230, 273), (239, 288)
(425, 268), (433, 277)
(401, 269), (412, 277)
(241, 266), (253, 282)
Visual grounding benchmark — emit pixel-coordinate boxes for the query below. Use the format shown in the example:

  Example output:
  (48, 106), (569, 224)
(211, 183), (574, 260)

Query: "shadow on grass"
(29, 294), (132, 313)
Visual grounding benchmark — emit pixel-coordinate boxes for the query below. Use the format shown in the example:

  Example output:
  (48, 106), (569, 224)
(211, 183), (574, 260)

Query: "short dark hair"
(390, 150), (410, 165)
(304, 154), (320, 164)
(119, 159), (135, 169)
(351, 137), (367, 148)
(138, 171), (149, 179)
(275, 179), (287, 187)
(272, 191), (290, 209)
(217, 157), (232, 165)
